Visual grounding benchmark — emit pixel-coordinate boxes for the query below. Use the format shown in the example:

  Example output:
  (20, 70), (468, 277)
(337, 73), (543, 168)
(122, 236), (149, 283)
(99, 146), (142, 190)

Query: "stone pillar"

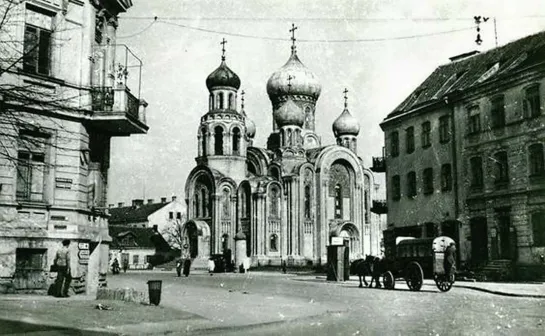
(105, 17), (118, 88)
(213, 195), (221, 254)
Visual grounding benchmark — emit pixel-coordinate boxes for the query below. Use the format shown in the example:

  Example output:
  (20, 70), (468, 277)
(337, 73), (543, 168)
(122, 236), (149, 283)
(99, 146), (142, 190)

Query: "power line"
(117, 19), (156, 39)
(146, 20), (475, 43)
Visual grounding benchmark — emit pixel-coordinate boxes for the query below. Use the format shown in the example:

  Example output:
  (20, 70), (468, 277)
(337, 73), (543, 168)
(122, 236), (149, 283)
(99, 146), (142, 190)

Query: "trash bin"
(147, 280), (162, 306)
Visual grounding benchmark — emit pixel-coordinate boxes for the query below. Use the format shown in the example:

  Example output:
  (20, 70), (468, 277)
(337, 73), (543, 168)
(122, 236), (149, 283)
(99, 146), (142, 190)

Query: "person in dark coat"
(183, 257), (191, 277)
(444, 242), (456, 281)
(176, 259), (182, 277)
(53, 239), (72, 297)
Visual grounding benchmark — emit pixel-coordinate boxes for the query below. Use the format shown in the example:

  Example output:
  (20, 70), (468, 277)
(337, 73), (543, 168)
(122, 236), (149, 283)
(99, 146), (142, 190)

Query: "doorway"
(470, 217), (488, 266)
(497, 211), (511, 259)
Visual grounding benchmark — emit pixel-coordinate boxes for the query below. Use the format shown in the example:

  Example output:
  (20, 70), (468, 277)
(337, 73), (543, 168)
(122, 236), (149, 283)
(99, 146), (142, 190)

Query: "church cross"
(287, 75), (294, 92)
(241, 90), (245, 109)
(343, 88), (349, 108)
(220, 38), (227, 61)
(289, 23), (298, 53)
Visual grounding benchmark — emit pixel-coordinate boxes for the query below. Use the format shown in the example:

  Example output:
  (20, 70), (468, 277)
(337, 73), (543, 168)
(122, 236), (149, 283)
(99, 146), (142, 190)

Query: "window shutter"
(38, 29), (51, 75)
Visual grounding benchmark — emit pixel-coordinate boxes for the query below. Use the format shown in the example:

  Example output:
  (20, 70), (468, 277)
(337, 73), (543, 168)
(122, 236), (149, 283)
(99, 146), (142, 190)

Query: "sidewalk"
(304, 275), (545, 298)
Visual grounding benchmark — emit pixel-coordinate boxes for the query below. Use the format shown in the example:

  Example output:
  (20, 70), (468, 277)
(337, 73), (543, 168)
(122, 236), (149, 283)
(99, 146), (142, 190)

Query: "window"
(490, 96), (506, 128)
(407, 171), (416, 198)
(270, 234), (278, 252)
(441, 164), (452, 192)
(201, 127), (207, 156)
(493, 151), (509, 185)
(176, 212), (182, 220)
(169, 212), (173, 220)
(529, 144), (544, 177)
(421, 121), (431, 148)
(270, 187), (279, 218)
(422, 168), (434, 195)
(218, 92), (224, 109)
(16, 131), (48, 202)
(304, 185), (311, 219)
(232, 127), (241, 154)
(23, 9), (53, 76)
(405, 127), (414, 154)
(468, 106), (481, 134)
(132, 254), (139, 264)
(470, 157), (483, 189)
(214, 126), (223, 155)
(532, 212), (545, 247)
(194, 193), (200, 217)
(439, 115), (450, 143)
(392, 175), (401, 201)
(524, 85), (541, 118)
(334, 184), (343, 218)
(390, 131), (399, 157)
(228, 93), (234, 109)
(16, 248), (46, 271)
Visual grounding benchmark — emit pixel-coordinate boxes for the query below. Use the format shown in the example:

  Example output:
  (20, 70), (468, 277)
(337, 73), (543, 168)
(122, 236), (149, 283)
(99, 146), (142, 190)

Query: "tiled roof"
(386, 30), (545, 119)
(109, 226), (171, 251)
(108, 203), (169, 224)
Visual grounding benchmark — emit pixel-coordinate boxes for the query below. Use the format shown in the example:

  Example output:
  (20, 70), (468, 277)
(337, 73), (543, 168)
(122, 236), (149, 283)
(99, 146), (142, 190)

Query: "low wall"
(96, 287), (147, 304)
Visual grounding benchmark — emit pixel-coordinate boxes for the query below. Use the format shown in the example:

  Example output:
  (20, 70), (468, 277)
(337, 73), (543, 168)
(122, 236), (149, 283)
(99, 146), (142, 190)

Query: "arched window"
(334, 184), (343, 219)
(201, 127), (207, 156)
(270, 167), (280, 180)
(214, 126), (223, 155)
(304, 185), (311, 219)
(304, 106), (312, 129)
(209, 94), (214, 110)
(222, 188), (230, 218)
(195, 192), (200, 217)
(232, 127), (241, 154)
(201, 188), (207, 217)
(222, 234), (229, 253)
(529, 143), (544, 176)
(218, 92), (224, 109)
(270, 234), (278, 252)
(270, 187), (279, 217)
(229, 93), (234, 109)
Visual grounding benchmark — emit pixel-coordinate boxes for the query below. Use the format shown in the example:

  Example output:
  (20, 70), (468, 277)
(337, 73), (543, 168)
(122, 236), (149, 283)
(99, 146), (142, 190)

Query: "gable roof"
(109, 226), (171, 251)
(108, 203), (169, 224)
(386, 30), (545, 120)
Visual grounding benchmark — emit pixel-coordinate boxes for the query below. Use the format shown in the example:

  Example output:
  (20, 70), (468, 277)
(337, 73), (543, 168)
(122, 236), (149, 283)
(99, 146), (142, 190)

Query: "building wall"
(148, 199), (187, 235)
(110, 248), (155, 270)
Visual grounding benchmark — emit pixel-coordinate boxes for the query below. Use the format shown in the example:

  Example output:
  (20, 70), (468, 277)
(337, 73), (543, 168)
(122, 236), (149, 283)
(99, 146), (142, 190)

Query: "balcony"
(371, 156), (386, 173)
(88, 45), (148, 135)
(371, 200), (388, 215)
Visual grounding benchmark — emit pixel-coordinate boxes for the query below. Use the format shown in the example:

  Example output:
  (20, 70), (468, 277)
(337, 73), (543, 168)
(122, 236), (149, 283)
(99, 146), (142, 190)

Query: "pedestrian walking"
(444, 242), (456, 281)
(53, 239), (72, 298)
(122, 259), (129, 273)
(208, 258), (215, 275)
(281, 259), (287, 274)
(183, 257), (191, 277)
(111, 258), (120, 274)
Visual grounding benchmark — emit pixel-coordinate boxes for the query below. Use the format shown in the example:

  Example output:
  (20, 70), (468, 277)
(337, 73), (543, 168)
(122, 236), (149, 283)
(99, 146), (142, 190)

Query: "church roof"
(386, 30), (545, 120)
(306, 146), (328, 163)
(206, 60), (241, 90)
(109, 203), (169, 225)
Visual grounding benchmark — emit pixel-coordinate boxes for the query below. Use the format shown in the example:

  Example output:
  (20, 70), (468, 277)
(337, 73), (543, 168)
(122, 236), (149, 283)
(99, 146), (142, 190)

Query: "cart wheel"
(434, 274), (453, 292)
(383, 271), (395, 290)
(405, 261), (424, 291)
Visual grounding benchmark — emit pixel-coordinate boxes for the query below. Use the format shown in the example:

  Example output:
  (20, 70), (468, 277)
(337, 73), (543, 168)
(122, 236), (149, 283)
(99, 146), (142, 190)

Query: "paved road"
(109, 272), (545, 335)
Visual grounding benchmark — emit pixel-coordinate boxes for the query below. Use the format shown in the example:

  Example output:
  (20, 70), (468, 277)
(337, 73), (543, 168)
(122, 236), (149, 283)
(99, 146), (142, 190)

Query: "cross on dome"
(287, 75), (294, 92)
(343, 88), (349, 108)
(220, 38), (227, 61)
(241, 90), (245, 109)
(289, 23), (298, 54)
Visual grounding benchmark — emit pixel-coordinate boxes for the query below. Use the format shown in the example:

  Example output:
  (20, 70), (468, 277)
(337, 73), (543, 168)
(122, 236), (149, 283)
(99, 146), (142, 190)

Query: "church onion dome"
(246, 118), (256, 138)
(273, 97), (304, 127)
(333, 108), (360, 136)
(205, 61), (241, 90)
(266, 53), (321, 100)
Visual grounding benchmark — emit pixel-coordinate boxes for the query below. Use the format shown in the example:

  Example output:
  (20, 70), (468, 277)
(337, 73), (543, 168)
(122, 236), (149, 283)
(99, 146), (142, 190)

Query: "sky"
(107, 0), (545, 206)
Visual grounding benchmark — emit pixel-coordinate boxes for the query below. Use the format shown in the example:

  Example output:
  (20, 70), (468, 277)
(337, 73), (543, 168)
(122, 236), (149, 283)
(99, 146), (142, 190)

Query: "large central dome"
(266, 52), (321, 101)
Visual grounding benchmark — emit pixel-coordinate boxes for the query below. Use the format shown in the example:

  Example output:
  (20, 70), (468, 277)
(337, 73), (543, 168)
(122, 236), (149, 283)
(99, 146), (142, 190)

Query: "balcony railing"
(371, 156), (386, 173)
(371, 200), (388, 214)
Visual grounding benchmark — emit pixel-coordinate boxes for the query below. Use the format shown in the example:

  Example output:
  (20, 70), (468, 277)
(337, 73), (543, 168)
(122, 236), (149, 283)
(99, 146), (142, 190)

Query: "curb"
(299, 276), (545, 299)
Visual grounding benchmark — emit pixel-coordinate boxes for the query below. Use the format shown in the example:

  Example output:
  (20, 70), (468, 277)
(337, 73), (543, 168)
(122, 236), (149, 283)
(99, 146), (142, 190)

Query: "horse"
(350, 255), (386, 288)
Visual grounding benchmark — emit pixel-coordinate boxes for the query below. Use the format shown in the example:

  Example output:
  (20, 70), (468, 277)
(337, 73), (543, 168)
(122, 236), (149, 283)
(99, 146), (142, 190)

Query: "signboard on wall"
(78, 243), (90, 265)
(331, 237), (344, 246)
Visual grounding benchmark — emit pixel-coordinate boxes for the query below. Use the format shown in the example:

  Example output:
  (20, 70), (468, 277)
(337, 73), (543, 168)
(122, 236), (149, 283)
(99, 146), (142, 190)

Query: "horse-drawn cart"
(353, 236), (456, 292)
(383, 236), (456, 292)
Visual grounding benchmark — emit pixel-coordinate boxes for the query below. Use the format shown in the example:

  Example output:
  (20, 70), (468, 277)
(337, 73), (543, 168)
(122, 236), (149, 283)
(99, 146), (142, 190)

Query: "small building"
(379, 30), (545, 279)
(109, 226), (171, 270)
(108, 197), (186, 246)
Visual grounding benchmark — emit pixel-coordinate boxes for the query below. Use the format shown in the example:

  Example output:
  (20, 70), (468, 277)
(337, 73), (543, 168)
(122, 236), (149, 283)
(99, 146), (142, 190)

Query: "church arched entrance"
(182, 220), (211, 259)
(237, 182), (252, 257)
(335, 222), (360, 260)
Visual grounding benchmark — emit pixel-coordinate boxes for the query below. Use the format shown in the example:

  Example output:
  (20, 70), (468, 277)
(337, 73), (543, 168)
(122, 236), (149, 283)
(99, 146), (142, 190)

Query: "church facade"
(183, 39), (382, 267)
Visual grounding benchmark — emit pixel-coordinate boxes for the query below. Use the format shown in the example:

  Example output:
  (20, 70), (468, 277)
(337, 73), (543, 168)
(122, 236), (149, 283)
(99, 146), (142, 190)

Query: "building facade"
(0, 0), (147, 294)
(183, 40), (382, 267)
(379, 31), (545, 277)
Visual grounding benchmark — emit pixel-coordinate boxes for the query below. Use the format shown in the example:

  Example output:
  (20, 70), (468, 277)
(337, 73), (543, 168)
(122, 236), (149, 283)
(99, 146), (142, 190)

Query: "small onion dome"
(206, 61), (241, 90)
(234, 231), (246, 240)
(266, 53), (321, 100)
(273, 98), (304, 127)
(332, 109), (360, 136)
(246, 118), (256, 138)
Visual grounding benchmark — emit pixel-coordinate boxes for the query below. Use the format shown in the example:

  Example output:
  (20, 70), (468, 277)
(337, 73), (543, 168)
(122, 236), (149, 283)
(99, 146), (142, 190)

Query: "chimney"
(172, 196), (177, 202)
(132, 199), (144, 207)
(147, 199), (154, 204)
(152, 224), (158, 232)
(161, 197), (167, 203)
(118, 202), (124, 207)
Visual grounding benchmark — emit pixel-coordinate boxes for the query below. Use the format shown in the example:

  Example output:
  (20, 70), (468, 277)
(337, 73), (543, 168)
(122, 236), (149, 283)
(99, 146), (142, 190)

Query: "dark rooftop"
(109, 202), (169, 224)
(109, 226), (171, 251)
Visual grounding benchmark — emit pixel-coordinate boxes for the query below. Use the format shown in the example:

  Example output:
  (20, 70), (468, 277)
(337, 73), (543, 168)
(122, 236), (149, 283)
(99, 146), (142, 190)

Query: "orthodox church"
(183, 35), (381, 267)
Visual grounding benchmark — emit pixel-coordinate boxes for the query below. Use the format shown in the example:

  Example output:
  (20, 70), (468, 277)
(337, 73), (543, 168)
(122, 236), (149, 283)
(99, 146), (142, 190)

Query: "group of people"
(110, 258), (129, 274)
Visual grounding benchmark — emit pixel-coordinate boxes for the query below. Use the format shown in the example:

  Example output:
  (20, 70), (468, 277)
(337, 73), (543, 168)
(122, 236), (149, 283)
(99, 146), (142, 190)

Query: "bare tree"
(161, 216), (187, 251)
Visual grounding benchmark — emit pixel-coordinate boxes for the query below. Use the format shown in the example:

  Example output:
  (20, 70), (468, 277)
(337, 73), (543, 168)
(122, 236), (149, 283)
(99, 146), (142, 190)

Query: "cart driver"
(444, 242), (456, 281)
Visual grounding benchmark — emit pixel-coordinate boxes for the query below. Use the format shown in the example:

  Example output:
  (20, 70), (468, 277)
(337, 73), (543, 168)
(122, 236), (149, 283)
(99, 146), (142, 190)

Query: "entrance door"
(470, 217), (488, 266)
(498, 214), (511, 259)
(187, 222), (199, 258)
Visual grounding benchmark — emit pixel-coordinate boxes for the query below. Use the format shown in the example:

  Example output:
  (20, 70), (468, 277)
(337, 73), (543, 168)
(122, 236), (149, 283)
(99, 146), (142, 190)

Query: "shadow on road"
(0, 318), (116, 336)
